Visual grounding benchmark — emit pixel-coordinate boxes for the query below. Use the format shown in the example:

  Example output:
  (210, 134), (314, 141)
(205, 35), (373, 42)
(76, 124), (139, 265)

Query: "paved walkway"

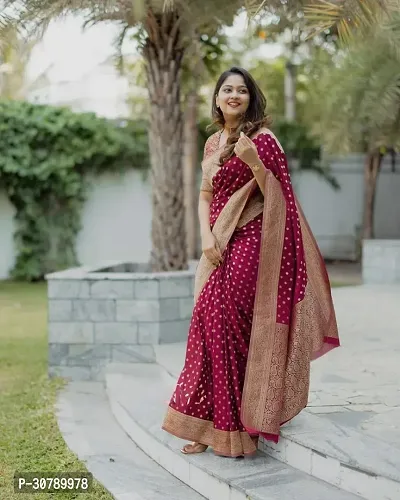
(309, 284), (400, 447)
(155, 284), (400, 450)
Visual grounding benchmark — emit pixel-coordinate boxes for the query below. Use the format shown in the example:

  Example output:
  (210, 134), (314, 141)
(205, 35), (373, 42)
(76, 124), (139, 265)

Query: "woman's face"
(216, 74), (250, 123)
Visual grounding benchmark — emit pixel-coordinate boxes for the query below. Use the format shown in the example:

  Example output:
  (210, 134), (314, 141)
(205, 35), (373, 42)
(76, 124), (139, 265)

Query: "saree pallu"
(162, 128), (340, 457)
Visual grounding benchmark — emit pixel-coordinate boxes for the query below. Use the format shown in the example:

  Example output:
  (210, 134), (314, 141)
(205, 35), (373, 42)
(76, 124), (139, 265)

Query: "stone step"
(154, 342), (400, 500)
(262, 411), (400, 500)
(56, 380), (205, 499)
(105, 363), (362, 500)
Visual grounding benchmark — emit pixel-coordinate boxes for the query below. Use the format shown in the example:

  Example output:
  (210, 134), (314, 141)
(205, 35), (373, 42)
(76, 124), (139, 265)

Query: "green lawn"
(0, 281), (113, 500)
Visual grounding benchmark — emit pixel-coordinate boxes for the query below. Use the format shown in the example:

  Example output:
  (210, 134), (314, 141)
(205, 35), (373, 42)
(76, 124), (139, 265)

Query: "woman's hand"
(234, 132), (260, 166)
(202, 231), (223, 267)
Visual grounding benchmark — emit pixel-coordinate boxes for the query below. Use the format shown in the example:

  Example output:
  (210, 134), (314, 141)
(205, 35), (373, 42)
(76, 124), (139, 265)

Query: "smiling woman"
(217, 75), (250, 119)
(162, 67), (340, 457)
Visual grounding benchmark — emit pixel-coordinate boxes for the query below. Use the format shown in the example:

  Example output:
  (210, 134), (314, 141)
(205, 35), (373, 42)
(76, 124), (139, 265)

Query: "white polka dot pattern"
(167, 130), (309, 440)
(254, 133), (308, 324)
(170, 215), (262, 432)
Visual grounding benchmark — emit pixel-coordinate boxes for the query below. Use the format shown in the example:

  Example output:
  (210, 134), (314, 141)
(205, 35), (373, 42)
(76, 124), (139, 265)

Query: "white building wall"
(293, 157), (364, 260)
(374, 161), (400, 239)
(76, 170), (152, 266)
(1, 157), (399, 279)
(293, 155), (400, 260)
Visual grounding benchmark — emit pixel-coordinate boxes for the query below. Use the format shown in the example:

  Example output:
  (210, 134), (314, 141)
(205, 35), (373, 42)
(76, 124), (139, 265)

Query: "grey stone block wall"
(46, 262), (196, 381)
(362, 240), (400, 284)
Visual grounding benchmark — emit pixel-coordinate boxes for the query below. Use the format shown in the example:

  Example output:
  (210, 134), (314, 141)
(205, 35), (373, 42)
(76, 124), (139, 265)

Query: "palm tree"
(0, 0), (391, 271)
(314, 15), (400, 238)
(1, 1), (255, 272)
(255, 0), (395, 122)
(122, 30), (226, 261)
(255, 2), (310, 123)
(181, 32), (227, 260)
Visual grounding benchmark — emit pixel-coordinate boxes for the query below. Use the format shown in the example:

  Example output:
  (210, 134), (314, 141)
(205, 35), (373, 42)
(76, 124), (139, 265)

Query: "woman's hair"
(211, 66), (272, 165)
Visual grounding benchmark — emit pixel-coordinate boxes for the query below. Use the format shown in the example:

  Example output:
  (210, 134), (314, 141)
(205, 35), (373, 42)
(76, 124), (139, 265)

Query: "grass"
(0, 281), (113, 500)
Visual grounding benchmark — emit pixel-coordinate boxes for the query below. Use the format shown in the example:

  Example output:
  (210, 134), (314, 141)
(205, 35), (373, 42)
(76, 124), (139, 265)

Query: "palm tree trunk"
(363, 150), (381, 239)
(143, 10), (187, 271)
(284, 60), (296, 122)
(183, 88), (199, 260)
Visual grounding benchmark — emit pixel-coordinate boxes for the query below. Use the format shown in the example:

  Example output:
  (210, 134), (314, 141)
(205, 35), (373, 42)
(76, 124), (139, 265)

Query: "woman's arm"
(198, 190), (223, 266)
(198, 190), (212, 238)
(234, 131), (270, 196)
(246, 159), (267, 196)
(198, 133), (223, 266)
(198, 135), (214, 237)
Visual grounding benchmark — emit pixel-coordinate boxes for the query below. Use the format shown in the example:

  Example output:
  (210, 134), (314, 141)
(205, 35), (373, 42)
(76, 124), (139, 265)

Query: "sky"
(27, 11), (282, 86)
(27, 19), (136, 84)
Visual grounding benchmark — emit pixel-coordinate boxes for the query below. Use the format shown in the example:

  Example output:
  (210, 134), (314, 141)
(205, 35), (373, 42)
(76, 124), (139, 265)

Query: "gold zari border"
(241, 172), (286, 434)
(240, 172), (339, 436)
(162, 407), (257, 457)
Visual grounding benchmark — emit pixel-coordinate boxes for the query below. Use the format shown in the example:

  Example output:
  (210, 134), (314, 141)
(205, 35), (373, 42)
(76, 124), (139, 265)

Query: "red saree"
(162, 128), (340, 457)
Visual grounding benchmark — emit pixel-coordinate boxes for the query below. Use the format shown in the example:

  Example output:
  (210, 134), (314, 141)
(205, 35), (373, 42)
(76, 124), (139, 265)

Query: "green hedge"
(0, 100), (148, 281)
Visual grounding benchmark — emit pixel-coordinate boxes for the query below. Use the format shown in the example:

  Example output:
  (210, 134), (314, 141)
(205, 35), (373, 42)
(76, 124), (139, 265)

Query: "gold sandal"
(181, 442), (208, 455)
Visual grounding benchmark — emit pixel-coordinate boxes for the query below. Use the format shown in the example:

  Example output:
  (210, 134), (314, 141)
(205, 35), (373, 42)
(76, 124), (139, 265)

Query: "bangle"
(248, 161), (262, 172)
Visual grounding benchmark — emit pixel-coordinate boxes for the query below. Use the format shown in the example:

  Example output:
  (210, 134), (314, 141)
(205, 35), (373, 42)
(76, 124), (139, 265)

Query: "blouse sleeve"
(200, 168), (213, 192)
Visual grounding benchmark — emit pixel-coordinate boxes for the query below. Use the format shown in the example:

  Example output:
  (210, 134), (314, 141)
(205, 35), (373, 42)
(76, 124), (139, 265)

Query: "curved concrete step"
(154, 342), (400, 500)
(56, 380), (205, 499)
(263, 411), (400, 500)
(105, 363), (362, 500)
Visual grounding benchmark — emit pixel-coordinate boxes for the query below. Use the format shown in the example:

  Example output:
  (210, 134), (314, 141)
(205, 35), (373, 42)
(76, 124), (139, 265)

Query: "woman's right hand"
(201, 231), (223, 267)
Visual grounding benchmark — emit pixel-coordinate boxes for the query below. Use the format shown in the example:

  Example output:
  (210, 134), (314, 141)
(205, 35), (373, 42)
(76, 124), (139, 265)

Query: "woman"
(162, 67), (340, 457)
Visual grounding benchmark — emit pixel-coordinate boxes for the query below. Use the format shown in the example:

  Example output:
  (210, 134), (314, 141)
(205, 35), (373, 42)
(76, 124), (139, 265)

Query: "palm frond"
(1, 0), (247, 46)
(1, 0), (396, 45)
(317, 17), (400, 153)
(304, 0), (392, 43)
(112, 22), (132, 73)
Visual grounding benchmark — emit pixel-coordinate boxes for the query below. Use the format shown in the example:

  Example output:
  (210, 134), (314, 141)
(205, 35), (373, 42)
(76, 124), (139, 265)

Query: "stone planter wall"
(46, 262), (195, 381)
(362, 240), (400, 284)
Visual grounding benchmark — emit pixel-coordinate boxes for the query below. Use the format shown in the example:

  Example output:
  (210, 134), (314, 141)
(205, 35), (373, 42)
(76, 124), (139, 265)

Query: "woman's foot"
(181, 442), (208, 455)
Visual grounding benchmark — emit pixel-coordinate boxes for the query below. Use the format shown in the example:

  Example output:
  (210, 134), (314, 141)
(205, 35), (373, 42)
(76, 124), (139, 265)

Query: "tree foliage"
(1, 1), (392, 62)
(313, 16), (400, 155)
(303, 0), (394, 43)
(0, 0), (249, 44)
(312, 13), (400, 238)
(272, 119), (339, 189)
(0, 100), (147, 280)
